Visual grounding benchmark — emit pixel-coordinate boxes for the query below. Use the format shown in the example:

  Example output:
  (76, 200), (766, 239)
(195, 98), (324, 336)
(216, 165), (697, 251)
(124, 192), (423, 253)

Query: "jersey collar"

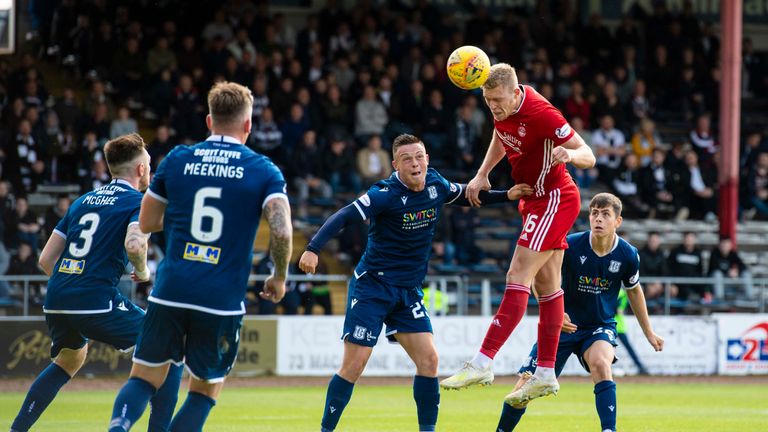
(206, 134), (243, 145)
(110, 178), (136, 190)
(589, 231), (619, 255)
(510, 85), (527, 116)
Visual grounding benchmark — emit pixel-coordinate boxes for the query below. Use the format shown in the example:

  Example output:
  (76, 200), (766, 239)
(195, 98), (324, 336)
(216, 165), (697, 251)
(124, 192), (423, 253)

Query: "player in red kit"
(441, 64), (596, 406)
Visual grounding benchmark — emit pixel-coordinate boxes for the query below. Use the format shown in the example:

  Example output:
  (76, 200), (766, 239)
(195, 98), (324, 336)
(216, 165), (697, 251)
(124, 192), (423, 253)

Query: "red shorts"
(517, 182), (580, 252)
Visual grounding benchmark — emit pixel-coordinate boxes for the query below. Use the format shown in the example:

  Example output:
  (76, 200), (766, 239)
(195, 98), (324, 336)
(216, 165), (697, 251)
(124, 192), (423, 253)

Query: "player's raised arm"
(625, 284), (664, 352)
(38, 233), (66, 276)
(446, 181), (533, 206)
(466, 131), (506, 206)
(298, 201), (369, 274)
(124, 223), (150, 282)
(262, 196), (293, 302)
(551, 132), (596, 169)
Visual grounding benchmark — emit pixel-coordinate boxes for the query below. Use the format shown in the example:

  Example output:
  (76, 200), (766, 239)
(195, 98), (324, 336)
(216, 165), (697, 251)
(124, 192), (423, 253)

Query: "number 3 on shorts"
(523, 214), (539, 234)
(411, 301), (427, 319)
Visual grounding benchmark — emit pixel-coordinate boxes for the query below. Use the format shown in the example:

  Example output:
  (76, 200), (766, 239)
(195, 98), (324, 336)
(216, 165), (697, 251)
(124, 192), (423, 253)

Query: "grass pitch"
(1, 379), (765, 431)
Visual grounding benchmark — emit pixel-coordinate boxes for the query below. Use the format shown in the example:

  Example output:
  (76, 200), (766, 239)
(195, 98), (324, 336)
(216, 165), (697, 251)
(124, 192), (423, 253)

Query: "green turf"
(1, 381), (765, 431)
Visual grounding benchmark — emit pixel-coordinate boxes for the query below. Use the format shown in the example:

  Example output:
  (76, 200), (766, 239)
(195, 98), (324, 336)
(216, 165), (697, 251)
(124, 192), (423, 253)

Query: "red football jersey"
(494, 85), (575, 198)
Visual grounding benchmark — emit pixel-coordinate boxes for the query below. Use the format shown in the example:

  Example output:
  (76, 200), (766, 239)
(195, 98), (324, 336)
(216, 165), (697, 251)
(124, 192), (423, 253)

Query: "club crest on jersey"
(183, 242), (221, 264)
(428, 186), (437, 200)
(518, 126), (526, 137)
(58, 258), (85, 274)
(609, 260), (621, 273)
(555, 124), (571, 139)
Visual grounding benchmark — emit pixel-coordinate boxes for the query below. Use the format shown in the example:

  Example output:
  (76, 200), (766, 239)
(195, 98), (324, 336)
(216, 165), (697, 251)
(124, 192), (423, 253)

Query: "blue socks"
(413, 375), (439, 431)
(320, 374), (355, 431)
(11, 363), (72, 431)
(169, 391), (216, 432)
(109, 377), (157, 431)
(147, 364), (183, 432)
(497, 402), (527, 432)
(594, 380), (617, 431)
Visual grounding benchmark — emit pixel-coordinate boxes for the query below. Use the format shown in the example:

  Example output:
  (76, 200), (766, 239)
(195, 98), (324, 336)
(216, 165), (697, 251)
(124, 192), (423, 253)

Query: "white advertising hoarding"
(276, 316), (717, 376)
(715, 313), (768, 375)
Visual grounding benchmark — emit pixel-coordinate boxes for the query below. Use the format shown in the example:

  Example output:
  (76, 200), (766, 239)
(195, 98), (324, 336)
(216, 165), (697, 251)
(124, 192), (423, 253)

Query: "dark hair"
(392, 134), (423, 158)
(589, 192), (623, 217)
(104, 133), (146, 176)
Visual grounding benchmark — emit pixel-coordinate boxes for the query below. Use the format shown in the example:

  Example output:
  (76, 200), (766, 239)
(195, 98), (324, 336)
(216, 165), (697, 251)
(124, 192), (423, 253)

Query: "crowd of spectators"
(0, 1), (767, 309)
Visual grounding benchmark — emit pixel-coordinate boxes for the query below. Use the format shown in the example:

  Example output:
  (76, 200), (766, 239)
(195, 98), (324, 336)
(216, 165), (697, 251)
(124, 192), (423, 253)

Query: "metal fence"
(1, 274), (766, 317)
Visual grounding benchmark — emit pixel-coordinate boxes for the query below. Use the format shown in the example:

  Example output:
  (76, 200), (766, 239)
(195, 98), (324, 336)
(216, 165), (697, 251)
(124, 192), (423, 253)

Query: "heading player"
(497, 193), (664, 432)
(108, 82), (292, 432)
(442, 64), (596, 405)
(11, 134), (181, 432)
(298, 134), (532, 432)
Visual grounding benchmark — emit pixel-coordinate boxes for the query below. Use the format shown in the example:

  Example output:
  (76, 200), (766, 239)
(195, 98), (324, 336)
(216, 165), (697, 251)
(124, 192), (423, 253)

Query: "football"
(446, 45), (491, 90)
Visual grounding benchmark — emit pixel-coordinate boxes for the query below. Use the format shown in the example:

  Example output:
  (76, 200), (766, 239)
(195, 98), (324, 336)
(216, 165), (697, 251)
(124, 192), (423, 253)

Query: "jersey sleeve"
(441, 176), (464, 204)
(351, 185), (389, 221)
(146, 152), (171, 204)
(53, 206), (72, 238)
(540, 105), (575, 146)
(622, 249), (641, 289)
(128, 194), (142, 225)
(261, 161), (289, 208)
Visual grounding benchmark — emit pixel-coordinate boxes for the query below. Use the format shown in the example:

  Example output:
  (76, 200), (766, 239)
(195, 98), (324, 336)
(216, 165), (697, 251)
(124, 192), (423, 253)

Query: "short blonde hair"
(482, 63), (519, 90)
(207, 82), (254, 127)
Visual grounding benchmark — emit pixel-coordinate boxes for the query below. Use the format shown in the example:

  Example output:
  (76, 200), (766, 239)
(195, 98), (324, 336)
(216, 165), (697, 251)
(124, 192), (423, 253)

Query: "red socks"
(479, 283), (530, 359)
(536, 289), (564, 368)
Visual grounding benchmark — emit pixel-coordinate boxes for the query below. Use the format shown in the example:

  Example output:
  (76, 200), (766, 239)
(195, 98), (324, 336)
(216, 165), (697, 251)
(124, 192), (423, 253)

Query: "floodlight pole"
(718, 0), (742, 245)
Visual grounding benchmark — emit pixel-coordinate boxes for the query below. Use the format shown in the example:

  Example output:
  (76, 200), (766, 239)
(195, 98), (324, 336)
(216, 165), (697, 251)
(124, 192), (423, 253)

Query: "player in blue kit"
(108, 83), (292, 432)
(10, 134), (182, 432)
(497, 193), (665, 432)
(298, 134), (533, 432)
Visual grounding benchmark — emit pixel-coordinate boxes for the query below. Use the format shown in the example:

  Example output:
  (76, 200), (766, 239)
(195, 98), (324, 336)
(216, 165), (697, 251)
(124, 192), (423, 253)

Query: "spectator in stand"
(451, 206), (483, 266)
(53, 88), (81, 132)
(689, 113), (717, 166)
(639, 148), (681, 219)
(631, 118), (662, 166)
(356, 134), (392, 186)
(746, 152), (768, 220)
(88, 158), (110, 191)
(281, 103), (310, 160)
(8, 242), (43, 301)
(422, 88), (450, 156)
(322, 136), (361, 194)
(708, 237), (751, 299)
(683, 150), (717, 221)
(9, 197), (41, 251)
(611, 153), (649, 218)
(678, 67), (706, 121)
(741, 131), (768, 172)
(109, 106), (138, 139)
(146, 69), (175, 120)
(7, 119), (40, 194)
(147, 125), (176, 171)
(201, 10), (233, 43)
(668, 232), (707, 302)
(639, 232), (670, 305)
(43, 195), (70, 239)
(291, 130), (333, 219)
(354, 84), (388, 143)
(626, 79), (652, 124)
(177, 35), (203, 75)
(146, 37), (177, 78)
(250, 76), (270, 124)
(449, 103), (481, 173)
(228, 28), (257, 66)
(592, 114), (626, 184)
(82, 80), (113, 119)
(111, 37), (145, 105)
(593, 81), (625, 132)
(567, 117), (598, 189)
(564, 80), (590, 127)
(172, 74), (205, 143)
(250, 106), (283, 164)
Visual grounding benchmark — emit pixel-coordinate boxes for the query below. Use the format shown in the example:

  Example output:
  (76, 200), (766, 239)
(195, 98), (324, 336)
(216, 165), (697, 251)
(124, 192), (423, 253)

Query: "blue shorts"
(342, 273), (432, 347)
(133, 302), (243, 383)
(518, 325), (618, 376)
(45, 293), (145, 358)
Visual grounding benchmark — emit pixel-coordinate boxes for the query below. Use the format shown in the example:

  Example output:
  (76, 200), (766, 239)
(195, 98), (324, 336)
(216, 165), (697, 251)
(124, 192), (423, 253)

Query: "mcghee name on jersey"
(183, 148), (245, 179)
(81, 183), (128, 206)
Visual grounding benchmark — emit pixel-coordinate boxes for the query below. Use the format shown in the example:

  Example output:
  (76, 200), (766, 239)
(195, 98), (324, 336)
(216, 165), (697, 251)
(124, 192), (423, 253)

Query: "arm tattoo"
(125, 224), (149, 272)
(264, 198), (293, 280)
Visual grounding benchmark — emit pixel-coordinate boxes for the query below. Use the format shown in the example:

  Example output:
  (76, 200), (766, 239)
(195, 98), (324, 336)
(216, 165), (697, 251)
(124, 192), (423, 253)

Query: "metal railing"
(1, 274), (766, 317)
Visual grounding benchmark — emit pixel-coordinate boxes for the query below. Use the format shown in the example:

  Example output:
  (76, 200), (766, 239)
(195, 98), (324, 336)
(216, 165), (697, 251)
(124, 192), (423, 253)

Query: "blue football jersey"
(351, 168), (462, 288)
(44, 179), (143, 313)
(147, 135), (287, 315)
(562, 231), (640, 328)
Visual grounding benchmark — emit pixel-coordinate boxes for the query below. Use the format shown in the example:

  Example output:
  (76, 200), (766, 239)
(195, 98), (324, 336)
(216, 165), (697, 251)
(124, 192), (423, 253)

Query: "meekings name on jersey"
(183, 148), (245, 179)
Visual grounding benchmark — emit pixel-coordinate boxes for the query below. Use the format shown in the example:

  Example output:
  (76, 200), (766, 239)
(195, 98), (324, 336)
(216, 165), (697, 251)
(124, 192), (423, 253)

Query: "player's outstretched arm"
(466, 132), (506, 206)
(551, 133), (596, 169)
(298, 203), (365, 274)
(125, 223), (150, 282)
(263, 197), (293, 303)
(625, 284), (664, 352)
(447, 183), (532, 207)
(139, 193), (167, 233)
(38, 233), (66, 276)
